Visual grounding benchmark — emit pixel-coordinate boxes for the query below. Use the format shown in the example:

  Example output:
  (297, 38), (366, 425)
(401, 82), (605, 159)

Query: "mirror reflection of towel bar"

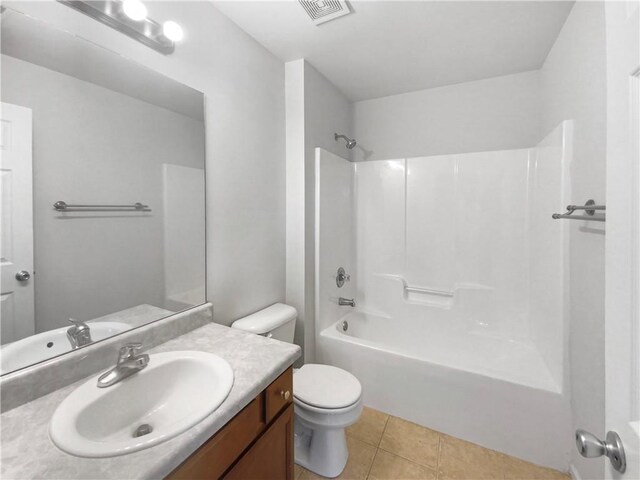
(53, 201), (151, 212)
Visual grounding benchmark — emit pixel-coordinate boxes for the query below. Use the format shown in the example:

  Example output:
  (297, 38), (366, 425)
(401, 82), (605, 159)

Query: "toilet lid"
(294, 364), (362, 409)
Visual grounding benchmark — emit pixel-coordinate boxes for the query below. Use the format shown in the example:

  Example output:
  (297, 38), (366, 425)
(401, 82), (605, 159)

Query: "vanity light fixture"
(162, 20), (184, 42)
(121, 0), (147, 21)
(57, 1), (184, 55)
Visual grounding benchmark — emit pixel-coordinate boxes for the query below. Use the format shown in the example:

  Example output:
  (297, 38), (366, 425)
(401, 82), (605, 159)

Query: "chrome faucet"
(97, 343), (149, 388)
(67, 318), (92, 349)
(338, 297), (356, 307)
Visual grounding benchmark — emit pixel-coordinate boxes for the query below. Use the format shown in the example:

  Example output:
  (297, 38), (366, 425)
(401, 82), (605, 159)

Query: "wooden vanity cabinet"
(167, 367), (294, 480)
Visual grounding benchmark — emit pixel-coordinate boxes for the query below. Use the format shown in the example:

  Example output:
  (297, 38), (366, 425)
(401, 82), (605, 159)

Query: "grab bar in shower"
(53, 201), (151, 212)
(405, 285), (454, 297)
(552, 199), (605, 222)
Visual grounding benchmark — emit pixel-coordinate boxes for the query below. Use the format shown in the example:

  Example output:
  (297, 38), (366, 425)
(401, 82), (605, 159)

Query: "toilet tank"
(231, 303), (297, 343)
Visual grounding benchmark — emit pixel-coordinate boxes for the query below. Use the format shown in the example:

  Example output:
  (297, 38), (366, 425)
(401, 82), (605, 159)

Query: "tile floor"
(294, 407), (570, 480)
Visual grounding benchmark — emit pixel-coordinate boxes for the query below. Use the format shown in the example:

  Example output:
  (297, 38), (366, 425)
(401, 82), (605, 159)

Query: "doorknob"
(15, 270), (31, 282)
(576, 429), (626, 473)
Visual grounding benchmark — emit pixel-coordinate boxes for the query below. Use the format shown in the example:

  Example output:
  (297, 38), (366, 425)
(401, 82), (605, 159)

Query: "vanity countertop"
(0, 321), (301, 480)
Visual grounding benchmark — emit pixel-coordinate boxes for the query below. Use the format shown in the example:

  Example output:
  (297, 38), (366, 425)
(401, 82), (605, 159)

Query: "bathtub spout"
(338, 297), (356, 307)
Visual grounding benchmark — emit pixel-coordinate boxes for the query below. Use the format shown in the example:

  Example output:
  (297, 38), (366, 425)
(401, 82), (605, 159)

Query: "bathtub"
(317, 311), (571, 470)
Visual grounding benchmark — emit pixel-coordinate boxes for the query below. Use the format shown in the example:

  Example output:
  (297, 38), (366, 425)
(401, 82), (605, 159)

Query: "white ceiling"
(212, 0), (574, 101)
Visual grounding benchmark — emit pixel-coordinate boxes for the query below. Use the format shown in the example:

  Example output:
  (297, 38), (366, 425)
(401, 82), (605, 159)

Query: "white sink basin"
(0, 322), (130, 374)
(49, 351), (234, 457)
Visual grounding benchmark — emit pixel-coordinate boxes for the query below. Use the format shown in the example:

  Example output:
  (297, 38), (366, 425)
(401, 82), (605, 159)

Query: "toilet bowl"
(293, 364), (363, 477)
(231, 303), (363, 478)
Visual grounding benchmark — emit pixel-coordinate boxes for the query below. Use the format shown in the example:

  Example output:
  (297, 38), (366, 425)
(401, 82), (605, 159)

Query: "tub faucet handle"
(336, 267), (351, 288)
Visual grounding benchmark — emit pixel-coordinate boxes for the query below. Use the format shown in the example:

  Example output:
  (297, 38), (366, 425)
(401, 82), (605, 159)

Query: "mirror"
(0, 7), (206, 375)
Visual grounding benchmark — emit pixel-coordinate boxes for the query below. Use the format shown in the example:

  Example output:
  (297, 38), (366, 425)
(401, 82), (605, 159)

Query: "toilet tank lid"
(231, 303), (297, 335)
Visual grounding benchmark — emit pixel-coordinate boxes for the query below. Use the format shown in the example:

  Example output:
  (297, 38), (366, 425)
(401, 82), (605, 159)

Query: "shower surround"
(314, 122), (573, 470)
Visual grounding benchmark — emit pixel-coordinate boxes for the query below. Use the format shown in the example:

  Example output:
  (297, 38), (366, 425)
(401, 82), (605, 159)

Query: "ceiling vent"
(299, 0), (351, 25)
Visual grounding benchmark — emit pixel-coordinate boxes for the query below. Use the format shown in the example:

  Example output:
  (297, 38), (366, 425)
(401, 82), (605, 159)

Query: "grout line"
(375, 414), (440, 474)
(436, 434), (443, 480)
(374, 448), (438, 479)
(366, 448), (380, 480)
(376, 442), (438, 472)
(347, 432), (378, 450)
(377, 414), (391, 448)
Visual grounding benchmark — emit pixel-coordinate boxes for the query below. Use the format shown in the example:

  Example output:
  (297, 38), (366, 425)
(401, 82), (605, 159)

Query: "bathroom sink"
(0, 322), (130, 374)
(49, 350), (234, 457)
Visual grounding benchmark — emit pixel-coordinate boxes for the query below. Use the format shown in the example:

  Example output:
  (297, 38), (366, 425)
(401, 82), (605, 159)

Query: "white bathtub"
(317, 311), (571, 471)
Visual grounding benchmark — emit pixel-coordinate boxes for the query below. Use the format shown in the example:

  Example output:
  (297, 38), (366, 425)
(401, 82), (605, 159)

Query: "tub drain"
(133, 424), (153, 438)
(342, 320), (348, 332)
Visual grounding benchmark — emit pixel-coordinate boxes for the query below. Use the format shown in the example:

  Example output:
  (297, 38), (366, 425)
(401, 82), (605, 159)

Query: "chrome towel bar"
(53, 201), (151, 212)
(552, 199), (605, 222)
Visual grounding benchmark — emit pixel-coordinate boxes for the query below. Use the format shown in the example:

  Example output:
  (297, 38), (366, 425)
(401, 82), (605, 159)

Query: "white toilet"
(232, 303), (363, 478)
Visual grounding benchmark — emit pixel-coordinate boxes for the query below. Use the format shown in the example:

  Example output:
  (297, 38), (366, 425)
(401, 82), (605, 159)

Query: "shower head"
(335, 133), (357, 149)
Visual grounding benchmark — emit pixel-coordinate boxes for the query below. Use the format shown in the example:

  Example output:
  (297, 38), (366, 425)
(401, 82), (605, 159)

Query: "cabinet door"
(167, 397), (266, 480)
(265, 368), (293, 424)
(225, 404), (294, 480)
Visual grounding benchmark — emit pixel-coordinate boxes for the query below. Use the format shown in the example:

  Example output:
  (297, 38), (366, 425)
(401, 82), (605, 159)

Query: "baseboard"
(569, 464), (583, 480)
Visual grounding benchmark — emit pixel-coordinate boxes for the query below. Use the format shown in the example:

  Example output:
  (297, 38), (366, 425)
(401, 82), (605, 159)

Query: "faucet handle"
(336, 267), (351, 288)
(68, 318), (86, 327)
(118, 343), (143, 361)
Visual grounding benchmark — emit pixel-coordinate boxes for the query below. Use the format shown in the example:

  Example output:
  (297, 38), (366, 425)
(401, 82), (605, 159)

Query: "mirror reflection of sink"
(49, 351), (234, 457)
(0, 322), (129, 374)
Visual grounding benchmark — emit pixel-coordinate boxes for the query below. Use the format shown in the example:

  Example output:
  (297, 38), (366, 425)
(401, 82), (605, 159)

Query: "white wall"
(1, 54), (205, 333)
(539, 3), (608, 479)
(352, 70), (541, 161)
(7, 1), (287, 326)
(285, 60), (306, 356)
(286, 59), (353, 361)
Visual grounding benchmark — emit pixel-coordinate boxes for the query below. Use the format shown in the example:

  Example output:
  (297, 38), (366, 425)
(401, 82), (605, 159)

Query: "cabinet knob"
(280, 390), (291, 401)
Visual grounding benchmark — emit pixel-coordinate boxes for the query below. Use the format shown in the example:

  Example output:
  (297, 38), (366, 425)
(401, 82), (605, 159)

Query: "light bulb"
(162, 21), (184, 42)
(122, 0), (147, 21)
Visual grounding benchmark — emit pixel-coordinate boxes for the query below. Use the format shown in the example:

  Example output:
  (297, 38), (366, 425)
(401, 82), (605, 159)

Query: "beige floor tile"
(502, 455), (570, 480)
(346, 407), (390, 447)
(368, 450), (437, 480)
(299, 468), (317, 480)
(437, 434), (504, 480)
(295, 463), (305, 480)
(378, 416), (440, 468)
(299, 436), (377, 480)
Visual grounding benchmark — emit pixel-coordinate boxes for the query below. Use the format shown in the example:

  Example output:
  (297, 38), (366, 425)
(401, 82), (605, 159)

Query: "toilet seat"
(294, 395), (361, 414)
(294, 364), (362, 410)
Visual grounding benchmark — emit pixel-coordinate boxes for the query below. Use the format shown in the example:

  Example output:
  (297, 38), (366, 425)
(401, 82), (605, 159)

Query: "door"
(604, 1), (640, 478)
(0, 102), (35, 344)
